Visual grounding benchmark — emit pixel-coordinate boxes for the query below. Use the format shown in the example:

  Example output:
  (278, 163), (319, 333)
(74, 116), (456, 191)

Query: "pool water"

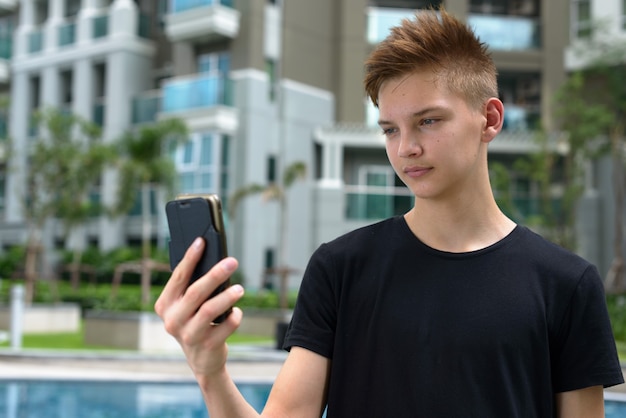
(1, 380), (624, 417)
(0, 380), (270, 418)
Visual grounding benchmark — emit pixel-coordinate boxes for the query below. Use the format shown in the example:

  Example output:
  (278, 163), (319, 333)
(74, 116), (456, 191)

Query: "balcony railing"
(0, 34), (10, 59)
(59, 22), (76, 47)
(345, 185), (414, 220)
(28, 30), (43, 53)
(170, 0), (234, 13)
(162, 73), (233, 113)
(468, 14), (541, 51)
(367, 7), (413, 44)
(132, 91), (161, 124)
(93, 15), (108, 39)
(93, 100), (105, 127)
(367, 8), (541, 51)
(502, 104), (540, 132)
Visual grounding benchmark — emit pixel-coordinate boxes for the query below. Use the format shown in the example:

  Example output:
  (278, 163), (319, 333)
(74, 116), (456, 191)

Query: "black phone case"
(165, 197), (231, 323)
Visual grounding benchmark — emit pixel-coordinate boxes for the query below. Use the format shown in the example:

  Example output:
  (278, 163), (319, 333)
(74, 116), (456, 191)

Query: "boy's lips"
(403, 166), (432, 178)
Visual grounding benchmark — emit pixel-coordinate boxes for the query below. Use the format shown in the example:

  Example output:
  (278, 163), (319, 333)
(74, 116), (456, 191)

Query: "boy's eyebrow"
(378, 106), (448, 126)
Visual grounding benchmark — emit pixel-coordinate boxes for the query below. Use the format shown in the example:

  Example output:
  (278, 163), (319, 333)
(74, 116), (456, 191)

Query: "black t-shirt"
(284, 216), (624, 417)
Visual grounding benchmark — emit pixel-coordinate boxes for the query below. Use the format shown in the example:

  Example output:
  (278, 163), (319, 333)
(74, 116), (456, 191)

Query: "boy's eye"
(422, 118), (436, 126)
(381, 127), (397, 136)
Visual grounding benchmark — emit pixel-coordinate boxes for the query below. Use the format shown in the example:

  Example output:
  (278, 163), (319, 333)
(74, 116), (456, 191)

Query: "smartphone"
(165, 194), (232, 323)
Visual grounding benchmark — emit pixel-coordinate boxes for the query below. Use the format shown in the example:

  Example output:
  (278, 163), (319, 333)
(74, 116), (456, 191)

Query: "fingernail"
(193, 237), (203, 250)
(222, 258), (237, 273)
(232, 284), (244, 295)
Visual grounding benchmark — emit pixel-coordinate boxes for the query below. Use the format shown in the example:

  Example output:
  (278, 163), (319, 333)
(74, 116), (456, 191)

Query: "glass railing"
(367, 8), (542, 51)
(138, 13), (150, 38)
(162, 73), (233, 113)
(59, 22), (76, 47)
(0, 113), (7, 139)
(170, 0), (234, 13)
(367, 7), (414, 44)
(93, 100), (105, 127)
(345, 186), (414, 220)
(132, 91), (161, 124)
(502, 105), (540, 131)
(29, 30), (43, 53)
(468, 14), (541, 50)
(93, 15), (108, 39)
(0, 35), (10, 59)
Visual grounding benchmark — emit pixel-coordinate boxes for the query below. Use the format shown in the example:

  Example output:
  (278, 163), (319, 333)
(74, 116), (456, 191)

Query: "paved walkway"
(1, 347), (625, 399)
(0, 345), (286, 383)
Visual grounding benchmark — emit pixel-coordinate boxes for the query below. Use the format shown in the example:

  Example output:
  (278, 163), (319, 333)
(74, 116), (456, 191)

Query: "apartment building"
(0, 0), (596, 290)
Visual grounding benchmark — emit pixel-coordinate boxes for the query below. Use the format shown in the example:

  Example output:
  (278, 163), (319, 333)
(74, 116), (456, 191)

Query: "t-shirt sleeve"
(552, 264), (624, 392)
(282, 244), (337, 359)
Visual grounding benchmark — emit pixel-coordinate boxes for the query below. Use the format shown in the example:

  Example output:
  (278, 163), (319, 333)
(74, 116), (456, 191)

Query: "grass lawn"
(0, 322), (273, 351)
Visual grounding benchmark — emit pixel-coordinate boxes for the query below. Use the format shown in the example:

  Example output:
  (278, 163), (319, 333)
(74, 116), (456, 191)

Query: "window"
(60, 69), (73, 105)
(571, 0), (592, 39)
(198, 52), (230, 74)
(175, 132), (230, 196)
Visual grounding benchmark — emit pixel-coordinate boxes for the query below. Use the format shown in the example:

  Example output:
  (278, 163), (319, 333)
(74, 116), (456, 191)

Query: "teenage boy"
(155, 8), (624, 417)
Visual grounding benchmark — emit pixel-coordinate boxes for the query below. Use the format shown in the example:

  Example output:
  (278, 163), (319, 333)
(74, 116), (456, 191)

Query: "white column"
(5, 71), (29, 222)
(41, 66), (60, 108)
(76, 0), (99, 44)
(110, 0), (137, 39)
(44, 0), (65, 52)
(13, 0), (36, 58)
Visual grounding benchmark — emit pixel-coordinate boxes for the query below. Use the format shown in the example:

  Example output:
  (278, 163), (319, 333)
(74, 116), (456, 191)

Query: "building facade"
(1, 0), (617, 290)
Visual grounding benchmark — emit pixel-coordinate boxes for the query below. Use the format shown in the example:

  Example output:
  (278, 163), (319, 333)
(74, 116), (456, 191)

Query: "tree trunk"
(23, 228), (42, 305)
(69, 248), (82, 290)
(140, 183), (152, 306)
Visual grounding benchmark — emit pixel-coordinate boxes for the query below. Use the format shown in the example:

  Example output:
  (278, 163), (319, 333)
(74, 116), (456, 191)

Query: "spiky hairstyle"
(364, 8), (498, 110)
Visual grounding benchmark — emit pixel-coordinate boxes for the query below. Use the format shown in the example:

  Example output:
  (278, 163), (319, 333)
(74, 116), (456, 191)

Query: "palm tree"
(111, 118), (188, 306)
(229, 161), (306, 310)
(23, 108), (113, 302)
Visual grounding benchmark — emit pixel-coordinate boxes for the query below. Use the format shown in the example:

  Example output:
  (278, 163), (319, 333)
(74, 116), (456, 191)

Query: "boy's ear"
(482, 98), (504, 143)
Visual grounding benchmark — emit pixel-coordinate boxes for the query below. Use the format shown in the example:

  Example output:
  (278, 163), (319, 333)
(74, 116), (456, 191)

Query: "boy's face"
(377, 70), (491, 203)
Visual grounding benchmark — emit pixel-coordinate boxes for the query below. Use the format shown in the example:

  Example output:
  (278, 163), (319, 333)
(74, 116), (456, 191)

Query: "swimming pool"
(606, 392), (626, 418)
(0, 379), (270, 417)
(1, 379), (625, 417)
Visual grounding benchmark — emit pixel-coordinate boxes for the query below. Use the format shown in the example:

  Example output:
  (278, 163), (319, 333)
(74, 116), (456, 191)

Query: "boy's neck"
(404, 195), (516, 253)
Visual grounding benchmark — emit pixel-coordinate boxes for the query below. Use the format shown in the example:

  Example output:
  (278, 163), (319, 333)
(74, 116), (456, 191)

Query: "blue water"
(0, 380), (270, 418)
(0, 379), (624, 417)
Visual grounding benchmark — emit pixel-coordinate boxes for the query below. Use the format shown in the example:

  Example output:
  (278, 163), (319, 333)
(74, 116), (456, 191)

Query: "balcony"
(502, 104), (540, 132)
(93, 99), (106, 127)
(345, 185), (413, 220)
(0, 34), (10, 83)
(132, 90), (161, 124)
(165, 0), (240, 43)
(161, 73), (236, 131)
(93, 15), (108, 39)
(28, 30), (43, 53)
(367, 8), (541, 51)
(59, 22), (76, 47)
(367, 7), (413, 44)
(162, 73), (233, 113)
(468, 14), (541, 51)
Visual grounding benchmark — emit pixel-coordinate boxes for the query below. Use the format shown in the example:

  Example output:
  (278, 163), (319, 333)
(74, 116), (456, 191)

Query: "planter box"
(84, 311), (182, 353)
(238, 309), (292, 338)
(0, 303), (80, 334)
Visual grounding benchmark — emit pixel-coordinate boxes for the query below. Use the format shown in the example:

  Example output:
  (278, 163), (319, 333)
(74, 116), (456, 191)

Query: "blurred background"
(0, 0), (624, 348)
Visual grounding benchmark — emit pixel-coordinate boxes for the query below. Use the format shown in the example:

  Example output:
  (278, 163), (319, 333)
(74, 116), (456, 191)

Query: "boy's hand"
(155, 237), (245, 379)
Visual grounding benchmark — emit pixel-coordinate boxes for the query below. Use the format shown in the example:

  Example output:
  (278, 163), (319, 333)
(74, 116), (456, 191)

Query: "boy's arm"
(155, 238), (329, 417)
(263, 347), (331, 417)
(555, 385), (604, 418)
